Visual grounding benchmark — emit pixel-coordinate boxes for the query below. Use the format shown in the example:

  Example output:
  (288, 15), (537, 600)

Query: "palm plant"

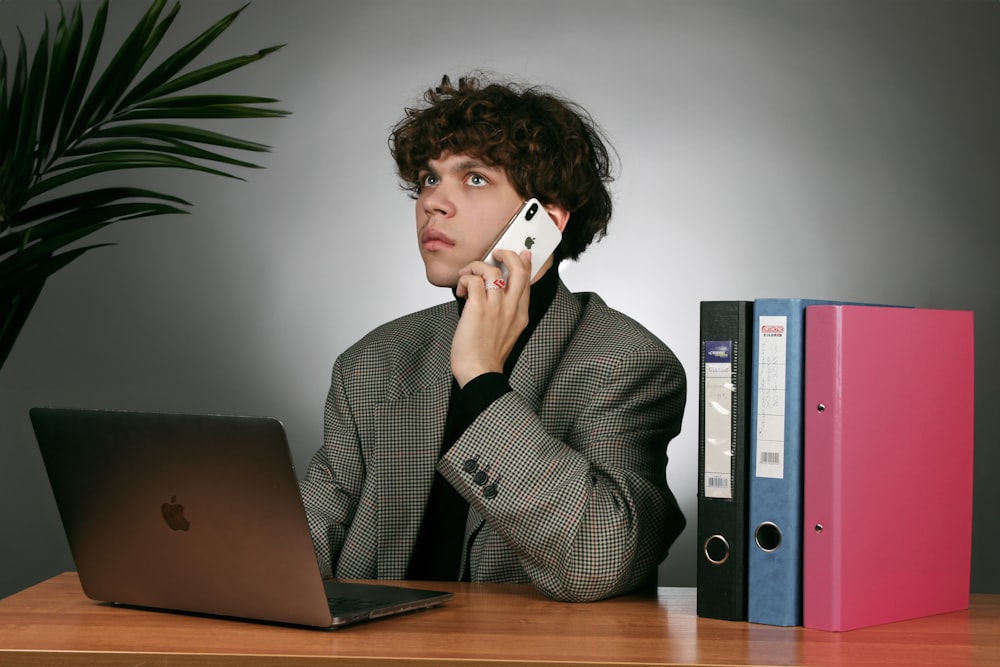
(0, 0), (289, 371)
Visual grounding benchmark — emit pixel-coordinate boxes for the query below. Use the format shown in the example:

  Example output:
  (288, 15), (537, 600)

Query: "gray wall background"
(2, 0), (997, 599)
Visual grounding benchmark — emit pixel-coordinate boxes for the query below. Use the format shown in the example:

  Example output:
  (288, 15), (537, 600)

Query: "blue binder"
(747, 298), (846, 626)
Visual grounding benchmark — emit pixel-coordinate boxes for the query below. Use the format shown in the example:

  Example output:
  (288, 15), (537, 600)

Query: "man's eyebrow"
(447, 158), (501, 173)
(418, 157), (502, 178)
(454, 158), (489, 171)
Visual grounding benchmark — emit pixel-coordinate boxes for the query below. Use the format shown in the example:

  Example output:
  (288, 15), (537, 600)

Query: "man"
(300, 74), (685, 602)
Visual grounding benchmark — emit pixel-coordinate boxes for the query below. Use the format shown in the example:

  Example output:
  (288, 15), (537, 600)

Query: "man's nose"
(421, 185), (455, 218)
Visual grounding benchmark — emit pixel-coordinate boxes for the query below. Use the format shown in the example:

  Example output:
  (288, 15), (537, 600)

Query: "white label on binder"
(704, 340), (734, 499)
(756, 315), (787, 479)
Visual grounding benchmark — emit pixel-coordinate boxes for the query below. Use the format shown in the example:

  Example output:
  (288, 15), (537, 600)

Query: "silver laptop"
(29, 407), (453, 629)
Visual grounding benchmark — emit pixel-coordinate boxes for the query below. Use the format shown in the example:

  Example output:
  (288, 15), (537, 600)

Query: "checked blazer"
(299, 280), (686, 602)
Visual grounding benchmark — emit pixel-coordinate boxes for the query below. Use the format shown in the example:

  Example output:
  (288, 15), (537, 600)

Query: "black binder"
(697, 300), (753, 620)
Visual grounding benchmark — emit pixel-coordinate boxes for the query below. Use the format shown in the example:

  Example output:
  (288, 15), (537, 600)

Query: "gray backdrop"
(2, 0), (998, 599)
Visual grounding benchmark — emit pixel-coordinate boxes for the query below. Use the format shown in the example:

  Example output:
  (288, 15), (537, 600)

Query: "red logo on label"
(761, 325), (785, 334)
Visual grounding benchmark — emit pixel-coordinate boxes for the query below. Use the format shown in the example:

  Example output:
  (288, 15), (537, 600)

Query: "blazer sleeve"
(298, 357), (364, 576)
(438, 333), (686, 602)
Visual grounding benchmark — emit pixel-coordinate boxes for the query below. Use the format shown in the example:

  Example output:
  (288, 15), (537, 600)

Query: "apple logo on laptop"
(161, 495), (190, 531)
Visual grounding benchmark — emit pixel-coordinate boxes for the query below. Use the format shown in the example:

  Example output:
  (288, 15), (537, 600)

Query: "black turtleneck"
(406, 267), (560, 581)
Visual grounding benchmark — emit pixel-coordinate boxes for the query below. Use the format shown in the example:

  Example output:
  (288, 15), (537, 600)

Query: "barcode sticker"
(759, 450), (781, 465)
(707, 474), (731, 489)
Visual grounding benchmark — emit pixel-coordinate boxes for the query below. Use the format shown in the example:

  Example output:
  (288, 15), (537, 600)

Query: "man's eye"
(467, 173), (487, 186)
(420, 173), (439, 188)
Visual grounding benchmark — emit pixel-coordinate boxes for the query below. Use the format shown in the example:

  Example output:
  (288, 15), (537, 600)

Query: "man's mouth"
(420, 228), (455, 250)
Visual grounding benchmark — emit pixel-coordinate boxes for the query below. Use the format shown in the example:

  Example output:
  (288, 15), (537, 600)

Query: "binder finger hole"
(703, 535), (730, 565)
(754, 522), (782, 552)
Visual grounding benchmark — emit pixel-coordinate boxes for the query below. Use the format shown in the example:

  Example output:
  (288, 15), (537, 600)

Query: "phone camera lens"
(526, 203), (538, 220)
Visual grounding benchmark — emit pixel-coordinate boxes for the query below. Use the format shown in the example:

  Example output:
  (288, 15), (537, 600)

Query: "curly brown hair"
(389, 74), (616, 262)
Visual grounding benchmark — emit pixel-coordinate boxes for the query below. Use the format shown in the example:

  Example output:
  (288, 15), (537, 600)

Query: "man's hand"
(451, 248), (532, 388)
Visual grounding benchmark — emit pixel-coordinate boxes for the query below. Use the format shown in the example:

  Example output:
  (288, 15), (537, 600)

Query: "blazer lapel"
(509, 281), (581, 408)
(372, 306), (457, 578)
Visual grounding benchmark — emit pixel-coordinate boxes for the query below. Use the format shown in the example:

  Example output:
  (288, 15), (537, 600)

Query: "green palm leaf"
(91, 123), (273, 152)
(0, 202), (187, 284)
(54, 1), (106, 154)
(0, 245), (102, 367)
(5, 187), (190, 233)
(38, 6), (83, 174)
(63, 139), (264, 171)
(118, 3), (251, 109)
(0, 0), (290, 370)
(65, 0), (176, 144)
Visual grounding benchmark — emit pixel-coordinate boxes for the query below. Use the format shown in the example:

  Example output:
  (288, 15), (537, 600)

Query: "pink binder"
(802, 306), (974, 632)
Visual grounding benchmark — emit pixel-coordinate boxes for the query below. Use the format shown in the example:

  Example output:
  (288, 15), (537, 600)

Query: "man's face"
(416, 152), (524, 288)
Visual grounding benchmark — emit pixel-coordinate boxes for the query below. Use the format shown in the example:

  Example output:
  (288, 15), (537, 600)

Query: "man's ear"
(544, 203), (570, 232)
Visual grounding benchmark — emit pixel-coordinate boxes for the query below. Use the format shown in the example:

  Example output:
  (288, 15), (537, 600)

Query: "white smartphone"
(483, 198), (563, 281)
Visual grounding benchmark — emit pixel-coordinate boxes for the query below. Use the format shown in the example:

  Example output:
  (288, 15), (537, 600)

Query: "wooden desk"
(0, 573), (996, 666)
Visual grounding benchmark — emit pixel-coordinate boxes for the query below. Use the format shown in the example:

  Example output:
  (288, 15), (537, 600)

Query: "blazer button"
(483, 483), (498, 499)
(473, 470), (489, 486)
(463, 458), (479, 473)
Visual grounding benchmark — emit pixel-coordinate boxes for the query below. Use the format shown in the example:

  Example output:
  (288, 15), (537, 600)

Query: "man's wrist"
(456, 372), (511, 425)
